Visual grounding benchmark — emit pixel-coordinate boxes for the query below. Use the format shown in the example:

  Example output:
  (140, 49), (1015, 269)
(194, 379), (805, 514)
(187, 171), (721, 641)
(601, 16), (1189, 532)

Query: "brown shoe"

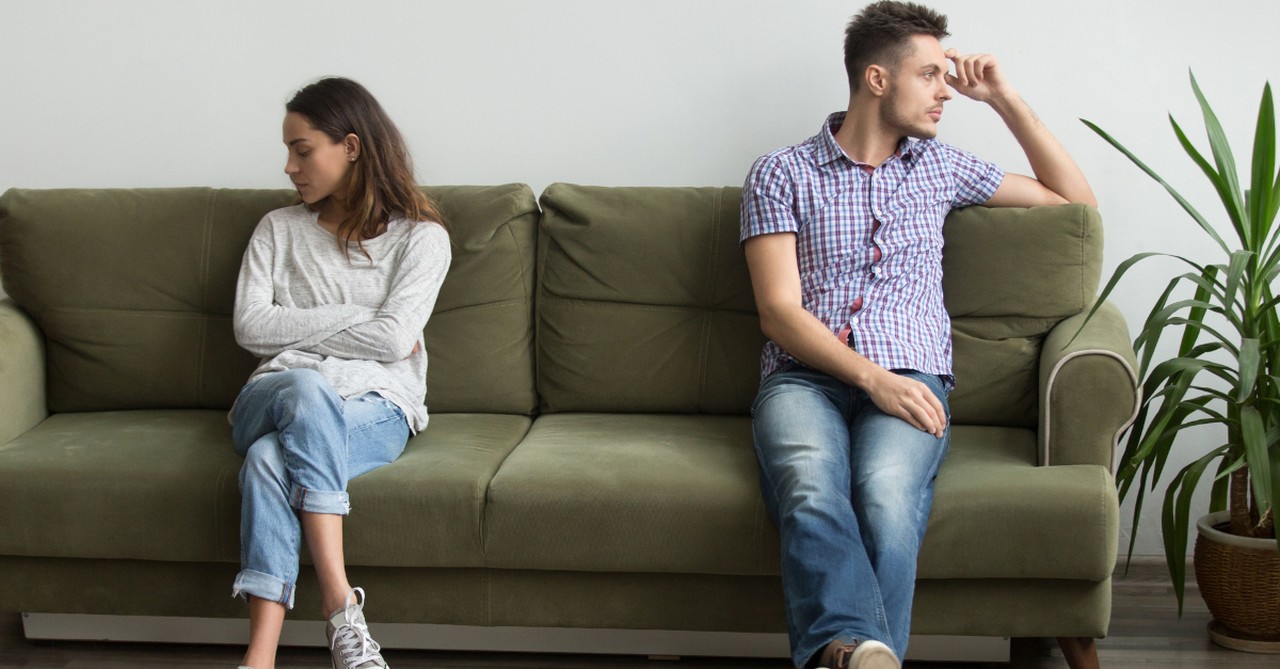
(816, 638), (899, 669)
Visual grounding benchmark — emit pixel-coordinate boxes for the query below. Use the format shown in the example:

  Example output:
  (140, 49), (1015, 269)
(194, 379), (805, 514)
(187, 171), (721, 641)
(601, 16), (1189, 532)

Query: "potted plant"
(1078, 71), (1280, 649)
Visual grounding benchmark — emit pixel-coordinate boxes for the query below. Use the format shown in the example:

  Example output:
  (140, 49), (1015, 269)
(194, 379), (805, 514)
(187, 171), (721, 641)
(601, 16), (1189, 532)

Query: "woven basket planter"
(1194, 511), (1280, 646)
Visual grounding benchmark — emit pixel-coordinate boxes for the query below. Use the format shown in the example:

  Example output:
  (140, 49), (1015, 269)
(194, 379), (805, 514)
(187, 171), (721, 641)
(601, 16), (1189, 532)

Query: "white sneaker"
(816, 638), (899, 669)
(848, 640), (899, 669)
(325, 587), (388, 669)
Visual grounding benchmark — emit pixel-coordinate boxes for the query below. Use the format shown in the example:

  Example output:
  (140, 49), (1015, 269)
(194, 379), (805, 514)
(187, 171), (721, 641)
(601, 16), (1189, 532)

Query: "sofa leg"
(1056, 636), (1099, 669)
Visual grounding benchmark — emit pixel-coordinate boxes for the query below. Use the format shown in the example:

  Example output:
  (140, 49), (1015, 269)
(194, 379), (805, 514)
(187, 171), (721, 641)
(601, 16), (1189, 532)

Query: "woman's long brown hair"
(286, 77), (444, 258)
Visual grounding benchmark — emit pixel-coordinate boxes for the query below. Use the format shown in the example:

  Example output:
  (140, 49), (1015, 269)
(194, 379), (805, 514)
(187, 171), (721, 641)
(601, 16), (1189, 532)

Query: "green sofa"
(0, 183), (1136, 657)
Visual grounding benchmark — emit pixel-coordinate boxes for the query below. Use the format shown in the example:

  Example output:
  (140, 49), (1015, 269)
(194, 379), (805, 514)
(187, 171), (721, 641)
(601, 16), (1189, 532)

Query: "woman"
(230, 77), (450, 669)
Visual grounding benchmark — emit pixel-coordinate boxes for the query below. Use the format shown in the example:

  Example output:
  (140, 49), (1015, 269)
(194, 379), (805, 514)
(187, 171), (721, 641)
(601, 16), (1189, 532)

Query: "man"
(740, 3), (1097, 669)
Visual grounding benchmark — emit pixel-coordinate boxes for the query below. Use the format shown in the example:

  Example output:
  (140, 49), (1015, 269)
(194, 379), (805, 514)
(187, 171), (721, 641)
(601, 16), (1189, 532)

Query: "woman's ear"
(344, 133), (361, 162)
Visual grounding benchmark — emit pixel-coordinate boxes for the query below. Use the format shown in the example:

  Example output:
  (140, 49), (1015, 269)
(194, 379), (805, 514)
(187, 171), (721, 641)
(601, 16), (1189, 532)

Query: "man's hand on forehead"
(943, 48), (1012, 104)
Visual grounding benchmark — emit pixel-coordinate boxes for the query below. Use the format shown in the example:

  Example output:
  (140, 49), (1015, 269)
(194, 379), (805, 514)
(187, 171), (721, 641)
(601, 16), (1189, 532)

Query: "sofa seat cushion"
(345, 412), (531, 568)
(922, 425), (1117, 582)
(483, 413), (777, 575)
(483, 415), (1116, 581)
(0, 411), (530, 569)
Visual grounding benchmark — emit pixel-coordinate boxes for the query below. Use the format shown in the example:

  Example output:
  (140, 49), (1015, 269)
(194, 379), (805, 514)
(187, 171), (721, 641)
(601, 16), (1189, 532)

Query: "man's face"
(880, 34), (953, 140)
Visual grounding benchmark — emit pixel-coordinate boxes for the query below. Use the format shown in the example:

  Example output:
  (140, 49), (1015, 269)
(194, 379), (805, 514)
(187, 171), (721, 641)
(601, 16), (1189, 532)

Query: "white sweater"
(232, 204), (451, 433)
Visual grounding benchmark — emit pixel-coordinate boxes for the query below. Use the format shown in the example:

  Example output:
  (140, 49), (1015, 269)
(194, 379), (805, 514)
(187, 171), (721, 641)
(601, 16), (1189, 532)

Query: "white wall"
(2, 0), (1277, 556)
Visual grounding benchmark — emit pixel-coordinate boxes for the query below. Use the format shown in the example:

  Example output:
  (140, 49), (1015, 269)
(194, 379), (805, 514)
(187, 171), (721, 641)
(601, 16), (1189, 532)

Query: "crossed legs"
(230, 369), (408, 669)
(752, 365), (949, 668)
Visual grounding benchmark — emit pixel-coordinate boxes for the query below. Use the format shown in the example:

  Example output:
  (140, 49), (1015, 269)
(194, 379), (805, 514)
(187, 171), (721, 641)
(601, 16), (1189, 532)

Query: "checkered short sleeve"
(741, 153), (799, 243)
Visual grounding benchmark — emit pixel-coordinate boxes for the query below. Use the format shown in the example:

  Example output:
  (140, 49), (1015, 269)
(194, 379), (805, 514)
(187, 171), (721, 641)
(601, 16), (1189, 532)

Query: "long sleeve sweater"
(232, 204), (451, 433)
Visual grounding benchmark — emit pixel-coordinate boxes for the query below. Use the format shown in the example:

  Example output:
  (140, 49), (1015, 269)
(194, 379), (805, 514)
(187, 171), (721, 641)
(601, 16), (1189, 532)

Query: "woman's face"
(282, 112), (356, 205)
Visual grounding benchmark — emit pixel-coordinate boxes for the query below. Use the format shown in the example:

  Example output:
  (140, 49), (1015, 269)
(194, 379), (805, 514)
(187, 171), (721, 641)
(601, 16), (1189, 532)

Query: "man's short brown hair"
(844, 1), (949, 91)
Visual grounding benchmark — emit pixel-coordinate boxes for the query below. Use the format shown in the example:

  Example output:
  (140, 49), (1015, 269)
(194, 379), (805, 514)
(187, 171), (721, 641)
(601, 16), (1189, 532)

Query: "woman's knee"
(239, 435), (287, 490)
(273, 369), (336, 404)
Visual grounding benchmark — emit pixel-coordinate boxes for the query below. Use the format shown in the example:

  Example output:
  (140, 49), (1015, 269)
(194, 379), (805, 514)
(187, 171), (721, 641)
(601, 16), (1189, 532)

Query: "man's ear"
(865, 64), (889, 97)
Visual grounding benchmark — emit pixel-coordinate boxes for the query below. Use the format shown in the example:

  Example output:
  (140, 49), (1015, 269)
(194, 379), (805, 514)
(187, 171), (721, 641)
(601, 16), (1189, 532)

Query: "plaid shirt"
(741, 112), (1004, 384)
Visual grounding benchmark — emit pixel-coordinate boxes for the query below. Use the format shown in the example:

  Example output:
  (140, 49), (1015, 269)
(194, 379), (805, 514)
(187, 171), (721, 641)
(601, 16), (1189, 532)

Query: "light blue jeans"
(751, 363), (950, 668)
(230, 368), (409, 609)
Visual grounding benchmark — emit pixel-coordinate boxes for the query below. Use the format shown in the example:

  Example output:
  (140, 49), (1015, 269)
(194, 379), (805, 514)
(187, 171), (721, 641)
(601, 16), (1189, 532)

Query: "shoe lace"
(330, 589), (383, 667)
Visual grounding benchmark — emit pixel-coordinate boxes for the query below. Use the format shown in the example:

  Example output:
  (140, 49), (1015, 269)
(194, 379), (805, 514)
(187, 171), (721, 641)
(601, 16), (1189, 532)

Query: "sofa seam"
(540, 294), (756, 316)
(1042, 348), (1140, 470)
(696, 189), (722, 412)
(1079, 205), (1087, 313)
(432, 298), (529, 317)
(195, 190), (216, 406)
(479, 418), (535, 568)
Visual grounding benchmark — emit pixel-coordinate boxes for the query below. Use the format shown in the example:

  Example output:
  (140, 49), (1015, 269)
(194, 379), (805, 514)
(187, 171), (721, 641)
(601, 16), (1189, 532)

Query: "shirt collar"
(816, 111), (919, 167)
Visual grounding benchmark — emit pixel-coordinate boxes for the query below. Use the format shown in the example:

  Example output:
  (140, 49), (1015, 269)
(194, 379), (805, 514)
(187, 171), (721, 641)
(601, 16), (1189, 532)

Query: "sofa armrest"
(0, 298), (46, 445)
(1038, 301), (1140, 468)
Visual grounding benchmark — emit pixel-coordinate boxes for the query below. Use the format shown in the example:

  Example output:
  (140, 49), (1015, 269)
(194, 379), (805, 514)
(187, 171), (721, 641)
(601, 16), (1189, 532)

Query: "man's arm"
(744, 232), (947, 436)
(945, 49), (1097, 208)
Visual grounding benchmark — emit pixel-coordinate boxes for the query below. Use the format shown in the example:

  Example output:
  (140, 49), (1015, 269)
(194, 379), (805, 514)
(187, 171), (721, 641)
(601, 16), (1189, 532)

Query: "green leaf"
(1251, 83), (1277, 249)
(1238, 338), (1261, 403)
(1081, 118), (1230, 253)
(1241, 405), (1273, 513)
(1172, 113), (1249, 249)
(1068, 252), (1163, 347)
(1210, 457), (1231, 512)
(1180, 266), (1221, 356)
(1162, 449), (1222, 614)
(1190, 72), (1249, 248)
(1223, 250), (1255, 314)
(1272, 152), (1280, 237)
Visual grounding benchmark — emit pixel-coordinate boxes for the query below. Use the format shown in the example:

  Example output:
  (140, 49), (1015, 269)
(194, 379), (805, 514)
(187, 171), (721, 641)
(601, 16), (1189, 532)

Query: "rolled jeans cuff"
(290, 485), (350, 515)
(232, 569), (296, 609)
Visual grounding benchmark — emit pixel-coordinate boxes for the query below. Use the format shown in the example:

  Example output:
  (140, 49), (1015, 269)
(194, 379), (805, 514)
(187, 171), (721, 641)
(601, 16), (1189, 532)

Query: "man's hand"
(864, 368), (948, 438)
(944, 48), (1099, 208)
(944, 49), (1014, 106)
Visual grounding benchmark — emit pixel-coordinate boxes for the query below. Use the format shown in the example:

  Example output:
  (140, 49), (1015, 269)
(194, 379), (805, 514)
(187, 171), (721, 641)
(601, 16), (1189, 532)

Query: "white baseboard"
(21, 612), (1009, 662)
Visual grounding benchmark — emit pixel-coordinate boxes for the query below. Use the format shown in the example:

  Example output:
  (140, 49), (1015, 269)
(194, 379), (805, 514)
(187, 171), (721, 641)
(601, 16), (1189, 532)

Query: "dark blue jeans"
(751, 364), (950, 667)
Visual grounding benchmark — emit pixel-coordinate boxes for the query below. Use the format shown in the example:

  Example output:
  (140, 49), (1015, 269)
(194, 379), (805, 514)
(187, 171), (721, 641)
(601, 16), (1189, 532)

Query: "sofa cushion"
(536, 186), (1102, 425)
(921, 426), (1118, 582)
(483, 413), (775, 574)
(481, 415), (1115, 582)
(0, 188), (288, 413)
(942, 204), (1101, 319)
(0, 410), (530, 569)
(537, 184), (765, 414)
(0, 184), (539, 415)
(944, 204), (1102, 427)
(420, 184), (539, 414)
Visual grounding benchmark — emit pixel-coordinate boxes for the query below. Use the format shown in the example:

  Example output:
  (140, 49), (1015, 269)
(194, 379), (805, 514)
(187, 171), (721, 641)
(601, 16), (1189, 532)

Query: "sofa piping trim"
(1041, 348), (1140, 470)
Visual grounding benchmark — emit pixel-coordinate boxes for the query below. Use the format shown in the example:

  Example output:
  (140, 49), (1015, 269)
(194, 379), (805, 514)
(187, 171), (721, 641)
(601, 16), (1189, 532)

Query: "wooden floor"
(1, 558), (1275, 668)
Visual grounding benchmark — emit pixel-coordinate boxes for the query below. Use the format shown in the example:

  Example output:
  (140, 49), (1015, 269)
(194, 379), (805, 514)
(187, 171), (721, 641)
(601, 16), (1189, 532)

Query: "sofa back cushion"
(537, 185), (1101, 424)
(943, 204), (1101, 427)
(0, 184), (539, 415)
(537, 184), (764, 414)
